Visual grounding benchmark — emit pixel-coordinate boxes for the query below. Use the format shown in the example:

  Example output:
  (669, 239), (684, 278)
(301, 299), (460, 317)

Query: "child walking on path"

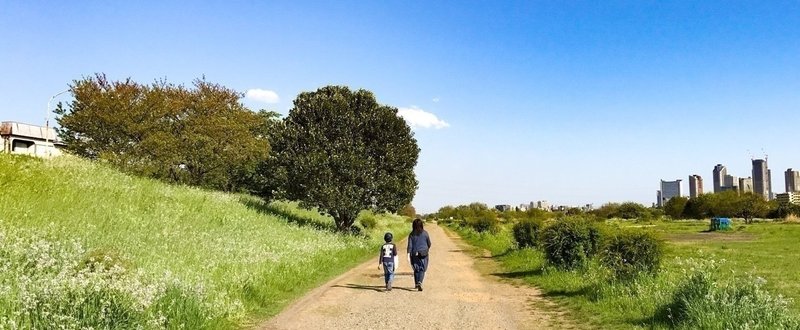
(378, 232), (397, 291)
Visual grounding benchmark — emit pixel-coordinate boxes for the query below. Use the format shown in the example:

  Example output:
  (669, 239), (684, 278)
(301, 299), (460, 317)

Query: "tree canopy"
(264, 86), (419, 231)
(55, 74), (270, 191)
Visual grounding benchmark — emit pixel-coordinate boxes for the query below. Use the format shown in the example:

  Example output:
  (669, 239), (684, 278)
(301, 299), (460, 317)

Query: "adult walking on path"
(408, 218), (431, 291)
(261, 223), (572, 330)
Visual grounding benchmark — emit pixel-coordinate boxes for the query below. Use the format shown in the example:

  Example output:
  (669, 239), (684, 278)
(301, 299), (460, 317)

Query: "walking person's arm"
(426, 232), (431, 249)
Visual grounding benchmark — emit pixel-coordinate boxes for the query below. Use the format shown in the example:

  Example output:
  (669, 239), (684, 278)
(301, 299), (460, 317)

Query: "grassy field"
(0, 154), (410, 329)
(447, 218), (800, 329)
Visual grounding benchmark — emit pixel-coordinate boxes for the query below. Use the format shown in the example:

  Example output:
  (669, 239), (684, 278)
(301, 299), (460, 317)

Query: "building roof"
(1, 121), (62, 143)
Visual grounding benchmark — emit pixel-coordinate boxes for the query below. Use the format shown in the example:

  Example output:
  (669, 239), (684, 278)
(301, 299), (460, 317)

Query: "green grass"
(448, 219), (800, 329)
(0, 154), (410, 329)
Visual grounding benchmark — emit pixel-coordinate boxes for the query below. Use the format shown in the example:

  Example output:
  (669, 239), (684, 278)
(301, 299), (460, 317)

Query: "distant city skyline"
(3, 2), (800, 213)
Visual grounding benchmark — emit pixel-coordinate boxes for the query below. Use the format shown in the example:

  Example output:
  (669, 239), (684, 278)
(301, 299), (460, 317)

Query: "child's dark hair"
(412, 218), (424, 234)
(384, 232), (393, 242)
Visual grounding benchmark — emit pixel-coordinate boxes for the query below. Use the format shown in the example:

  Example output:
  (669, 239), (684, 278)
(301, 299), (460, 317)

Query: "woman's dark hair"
(412, 218), (424, 234)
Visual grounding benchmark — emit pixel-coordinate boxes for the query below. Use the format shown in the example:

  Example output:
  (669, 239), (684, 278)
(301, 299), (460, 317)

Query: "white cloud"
(432, 97), (440, 103)
(397, 106), (450, 129)
(245, 88), (280, 103)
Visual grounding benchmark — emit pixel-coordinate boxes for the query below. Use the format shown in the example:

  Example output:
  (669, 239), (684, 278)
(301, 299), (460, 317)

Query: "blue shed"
(710, 217), (731, 231)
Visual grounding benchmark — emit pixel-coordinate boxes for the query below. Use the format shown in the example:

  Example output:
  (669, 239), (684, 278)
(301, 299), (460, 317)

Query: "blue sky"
(3, 1), (800, 213)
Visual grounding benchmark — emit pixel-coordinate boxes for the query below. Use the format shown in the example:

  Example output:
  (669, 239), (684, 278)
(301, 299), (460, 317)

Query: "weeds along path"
(260, 223), (573, 330)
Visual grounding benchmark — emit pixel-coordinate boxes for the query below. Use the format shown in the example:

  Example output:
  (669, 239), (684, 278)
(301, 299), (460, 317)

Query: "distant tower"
(659, 179), (683, 207)
(739, 177), (754, 194)
(712, 164), (727, 193)
(723, 174), (739, 192)
(689, 174), (703, 198)
(752, 159), (771, 200)
(786, 168), (800, 193)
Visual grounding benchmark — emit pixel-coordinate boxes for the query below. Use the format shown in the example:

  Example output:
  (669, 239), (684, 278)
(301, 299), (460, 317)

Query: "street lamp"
(45, 89), (70, 143)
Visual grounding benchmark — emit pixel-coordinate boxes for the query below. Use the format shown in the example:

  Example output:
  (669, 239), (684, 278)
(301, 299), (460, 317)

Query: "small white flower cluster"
(0, 226), (240, 329)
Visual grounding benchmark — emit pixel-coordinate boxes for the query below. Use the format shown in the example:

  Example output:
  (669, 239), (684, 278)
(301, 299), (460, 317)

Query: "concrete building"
(739, 177), (754, 194)
(658, 179), (682, 207)
(495, 204), (512, 212)
(776, 192), (800, 206)
(1, 121), (63, 157)
(752, 159), (772, 200)
(517, 204), (529, 212)
(712, 164), (727, 193)
(723, 174), (739, 192)
(529, 200), (549, 210)
(689, 174), (703, 198)
(786, 168), (800, 193)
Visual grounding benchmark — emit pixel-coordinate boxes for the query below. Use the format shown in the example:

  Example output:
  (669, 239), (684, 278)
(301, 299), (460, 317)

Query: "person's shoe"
(417, 284), (423, 291)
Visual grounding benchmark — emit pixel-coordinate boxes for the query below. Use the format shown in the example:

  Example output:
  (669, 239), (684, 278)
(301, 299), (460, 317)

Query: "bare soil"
(259, 223), (576, 330)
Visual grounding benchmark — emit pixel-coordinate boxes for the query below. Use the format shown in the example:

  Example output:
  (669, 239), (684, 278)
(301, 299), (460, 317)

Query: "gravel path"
(260, 223), (572, 330)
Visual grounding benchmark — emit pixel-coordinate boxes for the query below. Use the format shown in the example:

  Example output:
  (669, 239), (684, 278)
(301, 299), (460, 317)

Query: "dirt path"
(260, 223), (573, 330)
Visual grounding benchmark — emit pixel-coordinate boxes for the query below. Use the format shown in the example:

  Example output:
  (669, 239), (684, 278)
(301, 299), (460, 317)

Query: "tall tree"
(266, 86), (419, 231)
(55, 74), (269, 191)
(399, 203), (417, 218)
(664, 196), (689, 219)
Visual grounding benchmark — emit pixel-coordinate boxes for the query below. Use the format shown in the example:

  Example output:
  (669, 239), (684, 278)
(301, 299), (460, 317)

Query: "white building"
(657, 179), (683, 207)
(1, 121), (64, 157)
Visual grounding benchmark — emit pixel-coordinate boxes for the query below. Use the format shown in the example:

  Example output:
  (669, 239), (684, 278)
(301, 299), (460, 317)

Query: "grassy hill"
(0, 154), (409, 329)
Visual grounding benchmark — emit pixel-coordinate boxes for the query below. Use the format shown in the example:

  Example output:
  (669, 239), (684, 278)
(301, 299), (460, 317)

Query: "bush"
(467, 215), (499, 233)
(656, 260), (800, 329)
(541, 217), (602, 269)
(358, 212), (377, 229)
(600, 229), (663, 280)
(512, 218), (543, 248)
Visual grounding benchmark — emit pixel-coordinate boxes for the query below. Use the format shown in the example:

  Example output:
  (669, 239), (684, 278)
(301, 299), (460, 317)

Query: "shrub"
(541, 217), (602, 269)
(512, 218), (543, 248)
(358, 212), (377, 229)
(655, 260), (800, 329)
(467, 215), (499, 233)
(600, 229), (663, 280)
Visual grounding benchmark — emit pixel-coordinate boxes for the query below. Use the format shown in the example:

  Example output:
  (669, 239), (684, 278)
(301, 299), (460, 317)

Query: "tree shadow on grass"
(239, 197), (338, 232)
(490, 268), (545, 279)
(541, 286), (593, 299)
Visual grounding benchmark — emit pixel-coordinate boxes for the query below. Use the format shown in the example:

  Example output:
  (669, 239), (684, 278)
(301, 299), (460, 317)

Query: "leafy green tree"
(684, 194), (713, 219)
(593, 202), (620, 219)
(664, 196), (689, 219)
(399, 203), (417, 218)
(55, 74), (269, 191)
(737, 193), (771, 223)
(614, 202), (650, 220)
(265, 86), (419, 231)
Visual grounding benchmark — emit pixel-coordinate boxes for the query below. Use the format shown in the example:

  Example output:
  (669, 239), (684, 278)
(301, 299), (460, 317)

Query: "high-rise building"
(658, 179), (682, 207)
(712, 164), (727, 193)
(688, 174), (703, 198)
(776, 192), (800, 206)
(739, 177), (754, 194)
(723, 174), (739, 192)
(786, 168), (800, 193)
(752, 159), (771, 200)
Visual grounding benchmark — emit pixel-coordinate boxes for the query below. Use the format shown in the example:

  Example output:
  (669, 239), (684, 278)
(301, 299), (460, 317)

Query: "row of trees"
(663, 191), (800, 223)
(56, 74), (420, 231)
(432, 194), (799, 225)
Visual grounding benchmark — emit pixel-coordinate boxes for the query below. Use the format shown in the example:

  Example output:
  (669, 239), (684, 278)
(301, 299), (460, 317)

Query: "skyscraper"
(739, 177), (754, 194)
(689, 174), (703, 198)
(712, 164), (726, 193)
(786, 168), (800, 193)
(752, 159), (771, 200)
(658, 179), (683, 207)
(723, 174), (739, 191)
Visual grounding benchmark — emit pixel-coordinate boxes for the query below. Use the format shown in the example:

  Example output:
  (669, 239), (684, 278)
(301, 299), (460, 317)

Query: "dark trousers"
(411, 255), (429, 285)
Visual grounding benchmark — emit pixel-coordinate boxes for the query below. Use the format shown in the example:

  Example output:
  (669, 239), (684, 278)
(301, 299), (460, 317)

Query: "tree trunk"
(334, 213), (356, 233)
